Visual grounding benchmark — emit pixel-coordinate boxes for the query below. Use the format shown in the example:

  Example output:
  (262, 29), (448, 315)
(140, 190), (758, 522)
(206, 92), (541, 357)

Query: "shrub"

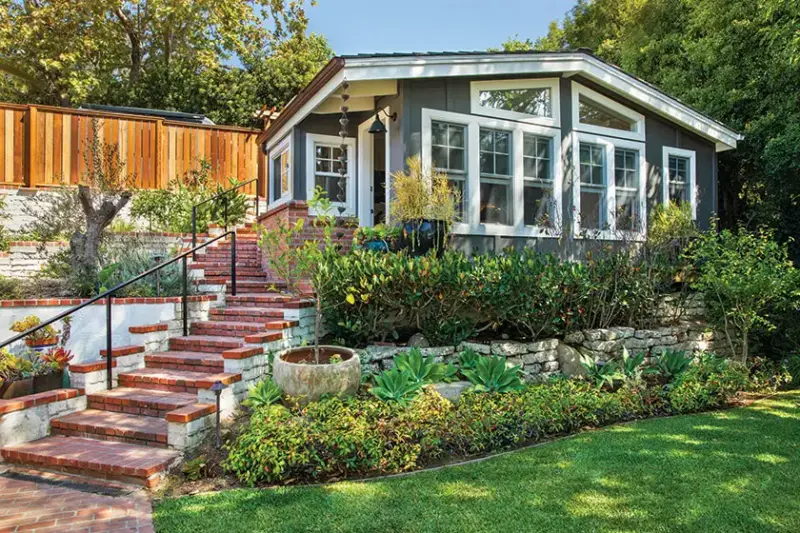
(686, 227), (800, 364)
(243, 379), (282, 410)
(668, 358), (749, 413)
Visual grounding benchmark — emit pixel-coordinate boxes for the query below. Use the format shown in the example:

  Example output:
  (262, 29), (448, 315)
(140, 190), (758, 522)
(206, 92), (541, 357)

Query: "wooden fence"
(0, 103), (266, 196)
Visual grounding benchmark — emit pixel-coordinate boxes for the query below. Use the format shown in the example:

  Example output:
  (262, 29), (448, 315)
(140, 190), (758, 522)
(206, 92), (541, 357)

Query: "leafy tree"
(0, 1), (330, 126)
(501, 0), (800, 260)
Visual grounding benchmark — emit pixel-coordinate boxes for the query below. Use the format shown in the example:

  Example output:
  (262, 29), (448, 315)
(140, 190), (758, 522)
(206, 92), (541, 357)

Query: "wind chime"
(337, 81), (350, 215)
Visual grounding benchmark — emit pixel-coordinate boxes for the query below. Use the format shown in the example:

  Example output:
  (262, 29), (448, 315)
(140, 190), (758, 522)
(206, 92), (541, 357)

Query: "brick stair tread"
(210, 306), (287, 318)
(119, 368), (241, 388)
(170, 335), (247, 348)
(192, 320), (270, 331)
(88, 387), (198, 412)
(51, 409), (168, 442)
(146, 351), (225, 365)
(1, 435), (179, 482)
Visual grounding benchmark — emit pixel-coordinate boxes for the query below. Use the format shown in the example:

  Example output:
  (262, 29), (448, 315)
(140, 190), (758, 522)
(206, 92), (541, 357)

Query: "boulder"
(432, 381), (472, 404)
(557, 343), (586, 377)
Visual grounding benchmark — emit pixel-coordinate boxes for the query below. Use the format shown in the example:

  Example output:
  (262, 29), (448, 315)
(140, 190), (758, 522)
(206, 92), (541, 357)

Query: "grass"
(154, 391), (800, 533)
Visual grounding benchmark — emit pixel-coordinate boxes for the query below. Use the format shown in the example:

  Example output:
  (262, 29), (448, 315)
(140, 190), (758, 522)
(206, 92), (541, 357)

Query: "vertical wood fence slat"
(0, 102), (265, 192)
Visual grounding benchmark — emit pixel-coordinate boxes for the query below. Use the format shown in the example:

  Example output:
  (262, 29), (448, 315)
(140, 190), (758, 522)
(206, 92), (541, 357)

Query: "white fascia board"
(341, 53), (741, 151)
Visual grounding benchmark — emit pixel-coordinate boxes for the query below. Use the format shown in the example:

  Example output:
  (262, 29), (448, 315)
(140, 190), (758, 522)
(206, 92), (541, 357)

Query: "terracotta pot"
(24, 337), (58, 351)
(33, 370), (64, 394)
(0, 378), (34, 399)
(273, 346), (360, 403)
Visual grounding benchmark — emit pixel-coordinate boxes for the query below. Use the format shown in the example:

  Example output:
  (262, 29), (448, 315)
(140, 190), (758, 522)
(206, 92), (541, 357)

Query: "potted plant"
(260, 188), (361, 403)
(36, 347), (74, 392)
(352, 224), (402, 253)
(390, 156), (460, 257)
(11, 315), (59, 351)
(0, 349), (34, 399)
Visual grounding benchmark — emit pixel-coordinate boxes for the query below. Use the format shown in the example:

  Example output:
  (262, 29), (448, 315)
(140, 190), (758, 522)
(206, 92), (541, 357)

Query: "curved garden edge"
(155, 390), (777, 500)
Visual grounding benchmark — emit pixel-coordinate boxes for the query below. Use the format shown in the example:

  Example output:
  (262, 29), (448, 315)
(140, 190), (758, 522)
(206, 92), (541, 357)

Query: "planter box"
(33, 370), (65, 394)
(0, 378), (34, 399)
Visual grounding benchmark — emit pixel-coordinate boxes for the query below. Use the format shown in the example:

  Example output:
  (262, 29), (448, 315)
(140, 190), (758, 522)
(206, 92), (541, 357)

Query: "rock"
(523, 351), (545, 365)
(634, 329), (656, 340)
(506, 356), (524, 368)
(623, 337), (655, 350)
(583, 340), (621, 352)
(609, 327), (635, 339)
(540, 349), (559, 362)
(527, 339), (559, 352)
(407, 333), (430, 348)
(433, 381), (472, 404)
(557, 343), (586, 377)
(542, 361), (560, 373)
(457, 341), (492, 355)
(420, 346), (455, 358)
(366, 345), (401, 361)
(491, 341), (528, 357)
(583, 329), (603, 341)
(524, 363), (542, 375)
(564, 331), (585, 344)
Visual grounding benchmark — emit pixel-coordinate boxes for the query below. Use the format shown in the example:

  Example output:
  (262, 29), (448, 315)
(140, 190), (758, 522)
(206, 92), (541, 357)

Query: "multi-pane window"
(431, 121), (466, 220)
(523, 134), (553, 227)
(579, 95), (637, 132)
(479, 128), (512, 225)
(668, 155), (690, 205)
(271, 149), (290, 202)
(478, 88), (551, 118)
(579, 143), (606, 230)
(313, 143), (346, 202)
(614, 149), (639, 231)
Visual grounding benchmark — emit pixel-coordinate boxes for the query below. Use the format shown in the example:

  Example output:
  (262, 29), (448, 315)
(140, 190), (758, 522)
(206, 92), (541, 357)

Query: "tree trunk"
(741, 329), (749, 367)
(314, 298), (321, 365)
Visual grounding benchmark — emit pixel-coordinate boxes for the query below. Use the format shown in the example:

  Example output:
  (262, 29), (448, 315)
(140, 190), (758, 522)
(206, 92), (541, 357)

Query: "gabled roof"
(259, 50), (743, 152)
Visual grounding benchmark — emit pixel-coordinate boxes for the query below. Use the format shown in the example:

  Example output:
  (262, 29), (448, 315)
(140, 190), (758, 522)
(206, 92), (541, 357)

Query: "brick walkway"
(0, 467), (154, 533)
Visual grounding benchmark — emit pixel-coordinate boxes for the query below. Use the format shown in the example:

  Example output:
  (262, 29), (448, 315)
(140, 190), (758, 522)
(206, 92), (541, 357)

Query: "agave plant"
(370, 368), (423, 406)
(458, 348), (481, 371)
(580, 354), (621, 389)
(243, 379), (282, 410)
(617, 348), (650, 380)
(461, 355), (525, 393)
(394, 348), (452, 384)
(654, 350), (694, 381)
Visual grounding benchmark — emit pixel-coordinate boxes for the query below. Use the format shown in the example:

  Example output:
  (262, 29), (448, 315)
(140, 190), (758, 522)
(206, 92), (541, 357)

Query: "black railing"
(0, 231), (237, 390)
(191, 178), (260, 258)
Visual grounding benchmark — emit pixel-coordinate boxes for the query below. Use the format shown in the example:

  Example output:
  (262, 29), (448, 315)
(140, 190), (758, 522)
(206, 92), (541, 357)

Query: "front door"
(357, 111), (391, 226)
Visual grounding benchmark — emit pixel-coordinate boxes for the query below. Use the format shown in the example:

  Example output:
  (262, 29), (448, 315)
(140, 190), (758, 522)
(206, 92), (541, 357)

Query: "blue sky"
(306, 0), (575, 55)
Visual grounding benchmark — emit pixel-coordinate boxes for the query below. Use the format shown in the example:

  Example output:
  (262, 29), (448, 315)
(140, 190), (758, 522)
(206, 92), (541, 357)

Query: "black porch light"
(368, 108), (397, 135)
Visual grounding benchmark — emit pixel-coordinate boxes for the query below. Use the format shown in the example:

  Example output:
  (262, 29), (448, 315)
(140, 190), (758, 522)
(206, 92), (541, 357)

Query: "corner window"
(269, 136), (292, 205)
(571, 82), (645, 142)
(523, 134), (554, 227)
(479, 128), (512, 225)
(305, 133), (356, 215)
(431, 121), (467, 220)
(579, 143), (606, 230)
(470, 78), (560, 127)
(662, 147), (697, 219)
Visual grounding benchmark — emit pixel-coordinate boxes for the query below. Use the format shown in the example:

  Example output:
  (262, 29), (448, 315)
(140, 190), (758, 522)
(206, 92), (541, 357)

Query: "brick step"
(0, 436), (180, 488)
(226, 293), (314, 308)
(190, 323), (284, 342)
(168, 335), (246, 353)
(145, 351), (225, 373)
(88, 387), (198, 418)
(196, 267), (266, 277)
(204, 274), (269, 282)
(226, 281), (288, 294)
(209, 306), (287, 321)
(118, 368), (241, 394)
(51, 409), (169, 448)
(205, 312), (299, 329)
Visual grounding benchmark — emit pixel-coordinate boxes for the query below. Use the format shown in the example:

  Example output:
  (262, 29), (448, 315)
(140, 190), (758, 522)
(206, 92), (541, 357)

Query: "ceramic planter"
(24, 337), (58, 352)
(399, 220), (449, 257)
(33, 370), (65, 394)
(273, 346), (360, 403)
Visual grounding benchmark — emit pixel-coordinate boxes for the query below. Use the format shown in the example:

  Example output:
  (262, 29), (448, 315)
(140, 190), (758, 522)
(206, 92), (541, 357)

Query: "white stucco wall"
(1, 302), (178, 363)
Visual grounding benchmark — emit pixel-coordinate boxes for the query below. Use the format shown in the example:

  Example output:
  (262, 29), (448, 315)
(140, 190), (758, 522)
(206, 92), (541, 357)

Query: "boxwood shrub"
(224, 362), (750, 486)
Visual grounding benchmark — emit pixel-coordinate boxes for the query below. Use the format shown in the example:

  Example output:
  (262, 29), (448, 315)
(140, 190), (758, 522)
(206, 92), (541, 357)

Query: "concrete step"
(118, 368), (241, 394)
(87, 387), (198, 418)
(0, 436), (180, 488)
(51, 409), (168, 448)
(145, 351), (225, 373)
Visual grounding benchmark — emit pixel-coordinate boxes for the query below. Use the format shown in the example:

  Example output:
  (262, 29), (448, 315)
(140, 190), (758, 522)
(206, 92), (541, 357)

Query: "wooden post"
(155, 118), (166, 189)
(25, 105), (39, 187)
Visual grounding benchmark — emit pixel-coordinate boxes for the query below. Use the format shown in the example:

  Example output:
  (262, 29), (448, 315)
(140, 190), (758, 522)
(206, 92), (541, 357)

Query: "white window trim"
(422, 107), (563, 239)
(305, 133), (357, 217)
(470, 78), (561, 128)
(571, 132), (647, 241)
(268, 135), (293, 210)
(571, 82), (646, 142)
(662, 146), (697, 219)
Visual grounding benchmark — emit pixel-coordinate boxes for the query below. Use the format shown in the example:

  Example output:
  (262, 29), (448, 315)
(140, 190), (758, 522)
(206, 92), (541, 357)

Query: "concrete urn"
(273, 346), (361, 403)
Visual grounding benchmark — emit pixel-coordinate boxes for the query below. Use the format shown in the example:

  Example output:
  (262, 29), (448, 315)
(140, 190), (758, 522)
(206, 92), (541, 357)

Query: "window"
(269, 137), (291, 205)
(470, 78), (560, 126)
(662, 147), (697, 219)
(614, 148), (640, 231)
(431, 121), (467, 220)
(579, 143), (606, 230)
(523, 134), (553, 227)
(479, 128), (512, 225)
(579, 95), (636, 132)
(305, 133), (356, 215)
(571, 82), (645, 142)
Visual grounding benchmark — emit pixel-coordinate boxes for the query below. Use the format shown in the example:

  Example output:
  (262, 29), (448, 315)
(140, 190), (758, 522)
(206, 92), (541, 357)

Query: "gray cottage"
(257, 51), (742, 255)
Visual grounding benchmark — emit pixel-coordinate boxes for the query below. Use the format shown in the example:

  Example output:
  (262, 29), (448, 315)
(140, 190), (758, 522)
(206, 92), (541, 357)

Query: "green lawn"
(154, 391), (800, 533)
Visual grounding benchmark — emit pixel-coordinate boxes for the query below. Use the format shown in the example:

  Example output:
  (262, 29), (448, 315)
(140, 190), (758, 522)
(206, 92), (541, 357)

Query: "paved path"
(0, 467), (154, 533)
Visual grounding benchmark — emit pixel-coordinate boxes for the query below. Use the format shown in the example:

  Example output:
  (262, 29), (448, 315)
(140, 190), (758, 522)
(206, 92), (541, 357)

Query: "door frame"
(357, 108), (392, 227)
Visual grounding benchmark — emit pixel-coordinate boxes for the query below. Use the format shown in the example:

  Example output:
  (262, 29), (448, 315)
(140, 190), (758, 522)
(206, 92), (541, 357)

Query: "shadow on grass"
(154, 391), (800, 533)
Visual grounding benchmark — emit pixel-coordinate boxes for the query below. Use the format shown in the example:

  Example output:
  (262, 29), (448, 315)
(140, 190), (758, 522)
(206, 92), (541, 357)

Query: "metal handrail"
(0, 231), (237, 390)
(191, 178), (259, 256)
